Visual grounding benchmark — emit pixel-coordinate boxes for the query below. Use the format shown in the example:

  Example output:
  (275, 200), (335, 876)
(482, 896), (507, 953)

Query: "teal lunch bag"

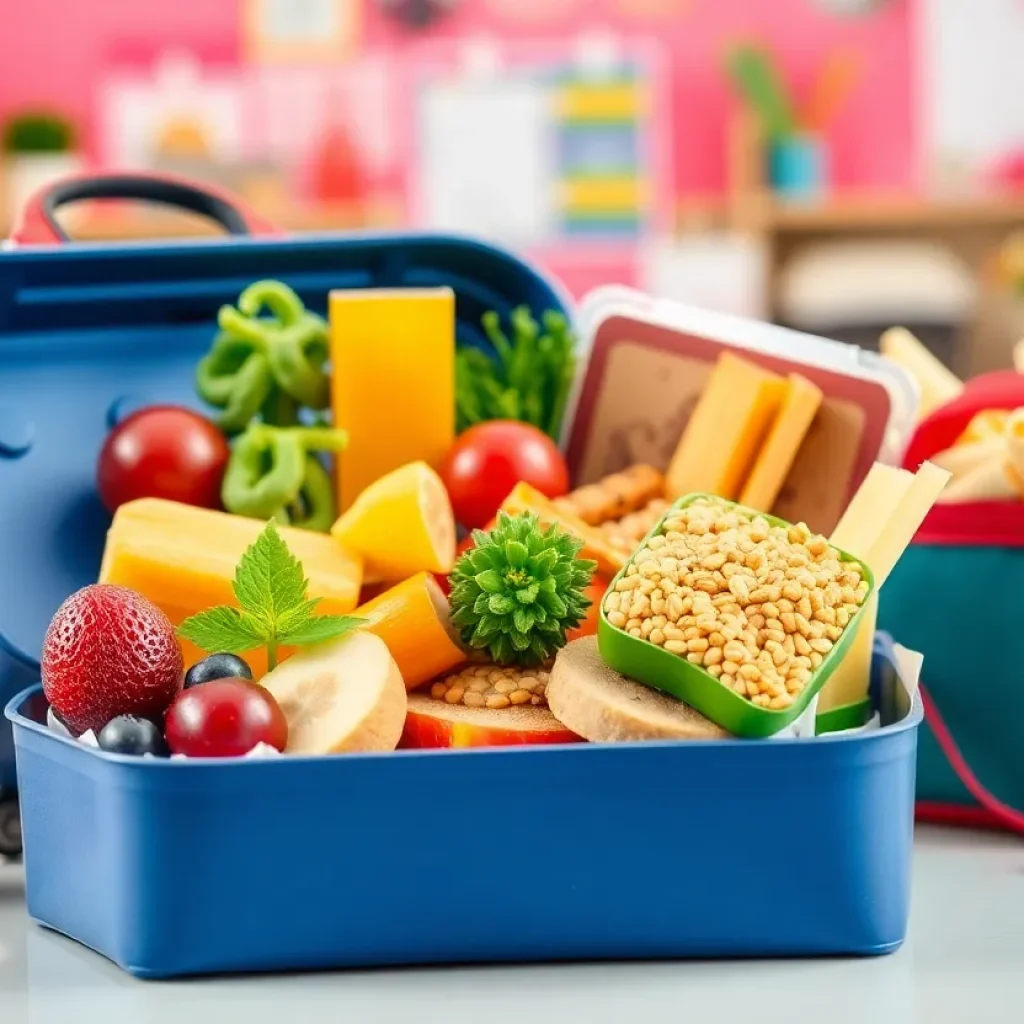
(881, 370), (1024, 833)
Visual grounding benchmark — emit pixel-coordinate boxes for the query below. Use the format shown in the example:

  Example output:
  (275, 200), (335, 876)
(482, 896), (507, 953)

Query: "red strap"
(904, 371), (1024, 469)
(916, 802), (1012, 831)
(920, 683), (1024, 834)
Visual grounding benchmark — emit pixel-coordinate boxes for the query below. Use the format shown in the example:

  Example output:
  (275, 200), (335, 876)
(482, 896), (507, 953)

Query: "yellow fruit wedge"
(330, 461), (456, 582)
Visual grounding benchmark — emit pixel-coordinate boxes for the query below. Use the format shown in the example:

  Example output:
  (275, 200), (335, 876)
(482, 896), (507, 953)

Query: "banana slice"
(261, 631), (407, 755)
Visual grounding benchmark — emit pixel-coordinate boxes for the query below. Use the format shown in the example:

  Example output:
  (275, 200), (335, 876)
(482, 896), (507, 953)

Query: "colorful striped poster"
(410, 42), (666, 247)
(551, 64), (650, 237)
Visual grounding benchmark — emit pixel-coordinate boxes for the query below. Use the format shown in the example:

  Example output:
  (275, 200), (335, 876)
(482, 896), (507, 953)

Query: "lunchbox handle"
(903, 370), (1024, 468)
(8, 170), (283, 246)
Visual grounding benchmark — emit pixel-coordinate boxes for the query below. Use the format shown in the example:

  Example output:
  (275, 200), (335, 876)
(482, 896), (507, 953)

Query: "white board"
(919, 0), (1024, 181)
(415, 76), (555, 244)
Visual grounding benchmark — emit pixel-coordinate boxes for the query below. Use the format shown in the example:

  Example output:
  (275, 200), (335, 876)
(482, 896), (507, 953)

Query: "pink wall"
(0, 0), (916, 196)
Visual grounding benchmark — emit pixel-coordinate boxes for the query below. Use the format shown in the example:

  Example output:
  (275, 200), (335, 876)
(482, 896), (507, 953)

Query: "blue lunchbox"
(1, 175), (921, 976)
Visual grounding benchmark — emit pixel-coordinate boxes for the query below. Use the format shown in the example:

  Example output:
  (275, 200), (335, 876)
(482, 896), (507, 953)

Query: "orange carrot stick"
(354, 573), (466, 691)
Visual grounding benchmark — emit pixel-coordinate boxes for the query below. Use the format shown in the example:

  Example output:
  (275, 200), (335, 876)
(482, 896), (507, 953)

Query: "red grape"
(164, 678), (288, 758)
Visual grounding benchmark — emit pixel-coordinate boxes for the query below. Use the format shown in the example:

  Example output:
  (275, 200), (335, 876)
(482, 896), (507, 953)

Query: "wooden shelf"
(710, 115), (1024, 238)
(766, 193), (1024, 233)
(674, 193), (1024, 236)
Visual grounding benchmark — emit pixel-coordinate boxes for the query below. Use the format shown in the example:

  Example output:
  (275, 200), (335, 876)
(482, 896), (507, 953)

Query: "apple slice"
(261, 630), (407, 755)
(402, 694), (581, 748)
(402, 664), (580, 748)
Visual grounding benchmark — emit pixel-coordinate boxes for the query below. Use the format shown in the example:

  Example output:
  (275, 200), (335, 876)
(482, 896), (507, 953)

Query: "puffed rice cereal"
(602, 497), (869, 710)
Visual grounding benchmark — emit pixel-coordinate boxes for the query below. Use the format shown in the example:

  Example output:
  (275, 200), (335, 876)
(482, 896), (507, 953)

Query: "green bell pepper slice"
(221, 423), (347, 531)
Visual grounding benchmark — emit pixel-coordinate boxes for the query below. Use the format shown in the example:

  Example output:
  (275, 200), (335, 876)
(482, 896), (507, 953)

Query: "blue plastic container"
(0, 190), (921, 975)
(7, 634), (919, 978)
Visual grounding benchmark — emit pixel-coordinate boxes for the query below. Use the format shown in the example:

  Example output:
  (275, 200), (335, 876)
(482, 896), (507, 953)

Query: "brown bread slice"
(547, 637), (730, 742)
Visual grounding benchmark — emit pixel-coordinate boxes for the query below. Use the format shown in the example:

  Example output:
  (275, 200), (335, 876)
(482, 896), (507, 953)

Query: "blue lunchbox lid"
(0, 231), (571, 671)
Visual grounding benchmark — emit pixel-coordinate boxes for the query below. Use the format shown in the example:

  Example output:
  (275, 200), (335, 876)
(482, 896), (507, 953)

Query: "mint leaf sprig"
(177, 521), (363, 671)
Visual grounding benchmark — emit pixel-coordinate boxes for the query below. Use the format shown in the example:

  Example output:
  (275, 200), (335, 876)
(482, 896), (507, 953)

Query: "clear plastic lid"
(564, 285), (920, 465)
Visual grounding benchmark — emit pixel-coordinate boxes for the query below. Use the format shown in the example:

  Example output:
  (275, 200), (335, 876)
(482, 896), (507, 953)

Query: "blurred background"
(2, 0), (1024, 373)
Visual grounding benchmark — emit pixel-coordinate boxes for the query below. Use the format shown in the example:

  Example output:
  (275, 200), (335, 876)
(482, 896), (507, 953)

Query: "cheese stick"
(865, 461), (951, 588)
(820, 460), (951, 711)
(880, 327), (963, 420)
(819, 463), (912, 715)
(829, 463), (914, 560)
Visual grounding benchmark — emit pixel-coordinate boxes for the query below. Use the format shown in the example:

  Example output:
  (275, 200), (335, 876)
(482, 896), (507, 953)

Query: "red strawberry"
(42, 584), (184, 735)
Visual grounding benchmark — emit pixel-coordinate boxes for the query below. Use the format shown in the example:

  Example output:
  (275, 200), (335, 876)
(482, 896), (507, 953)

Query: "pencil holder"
(769, 133), (827, 201)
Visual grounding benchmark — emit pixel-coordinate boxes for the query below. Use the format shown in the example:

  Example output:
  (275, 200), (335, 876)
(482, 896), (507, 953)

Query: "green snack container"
(597, 493), (876, 739)
(815, 697), (873, 736)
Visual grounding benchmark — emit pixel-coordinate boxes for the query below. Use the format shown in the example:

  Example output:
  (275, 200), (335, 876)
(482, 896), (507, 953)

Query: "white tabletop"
(0, 825), (1020, 1023)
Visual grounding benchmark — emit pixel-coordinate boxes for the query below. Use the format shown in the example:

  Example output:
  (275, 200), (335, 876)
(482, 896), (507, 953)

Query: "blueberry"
(97, 715), (169, 757)
(185, 653), (253, 688)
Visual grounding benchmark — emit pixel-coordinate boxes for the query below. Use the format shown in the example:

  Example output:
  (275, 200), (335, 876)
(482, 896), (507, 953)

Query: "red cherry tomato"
(97, 406), (230, 513)
(164, 678), (288, 758)
(440, 421), (569, 530)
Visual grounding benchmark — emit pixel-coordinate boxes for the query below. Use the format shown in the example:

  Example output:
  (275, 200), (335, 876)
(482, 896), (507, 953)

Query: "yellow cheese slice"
(99, 498), (363, 676)
(329, 288), (455, 513)
(666, 352), (788, 502)
(739, 373), (823, 513)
